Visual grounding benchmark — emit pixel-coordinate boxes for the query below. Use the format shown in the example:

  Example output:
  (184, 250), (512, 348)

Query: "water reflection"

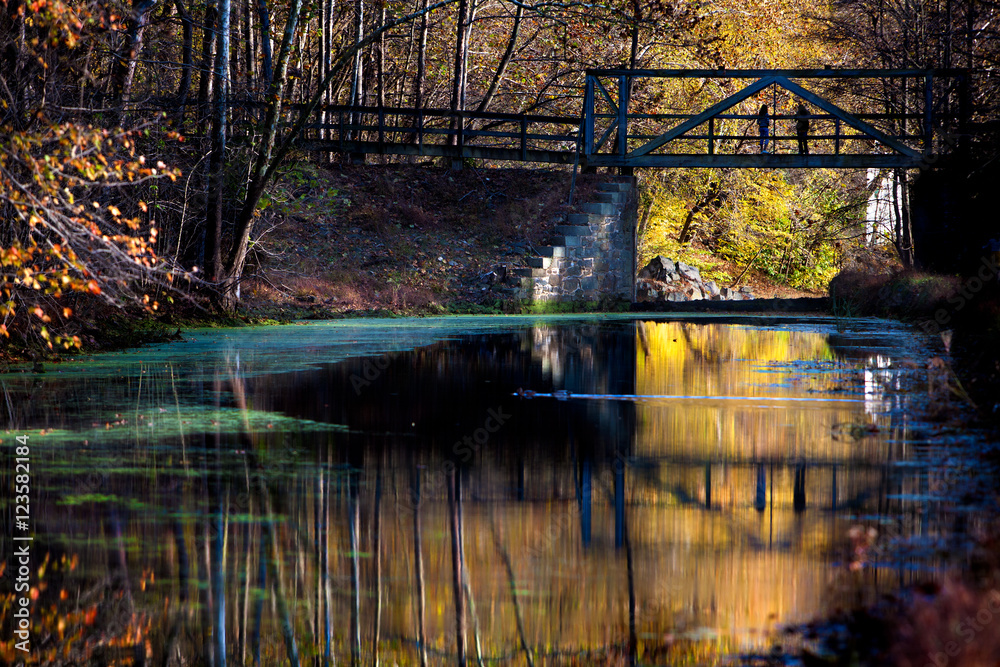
(0, 317), (952, 665)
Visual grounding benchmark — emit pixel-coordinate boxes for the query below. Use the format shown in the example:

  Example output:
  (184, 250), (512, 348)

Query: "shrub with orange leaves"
(0, 0), (192, 354)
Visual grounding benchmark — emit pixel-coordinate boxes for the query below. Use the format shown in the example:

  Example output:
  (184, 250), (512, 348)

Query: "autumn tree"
(0, 0), (186, 351)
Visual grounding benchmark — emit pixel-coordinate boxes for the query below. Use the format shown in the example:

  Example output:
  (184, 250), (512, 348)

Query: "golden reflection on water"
(2, 319), (930, 666)
(626, 321), (900, 651)
(360, 322), (909, 661)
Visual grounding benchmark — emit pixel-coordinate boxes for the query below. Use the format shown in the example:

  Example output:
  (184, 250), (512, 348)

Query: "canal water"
(0, 314), (982, 665)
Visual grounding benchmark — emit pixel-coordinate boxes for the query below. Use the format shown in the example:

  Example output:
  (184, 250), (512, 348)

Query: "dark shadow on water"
(3, 317), (973, 665)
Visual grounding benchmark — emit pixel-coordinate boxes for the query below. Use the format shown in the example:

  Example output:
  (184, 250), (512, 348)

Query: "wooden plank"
(628, 76), (777, 158)
(617, 75), (628, 156)
(520, 117), (527, 162)
(593, 121), (617, 153)
(584, 76), (595, 154)
(593, 78), (618, 113)
(773, 76), (921, 158)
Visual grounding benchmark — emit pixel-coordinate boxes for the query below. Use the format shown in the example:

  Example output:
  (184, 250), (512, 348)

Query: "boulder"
(685, 285), (704, 300)
(656, 255), (677, 275)
(676, 262), (701, 282)
(702, 280), (721, 298)
(637, 255), (676, 281)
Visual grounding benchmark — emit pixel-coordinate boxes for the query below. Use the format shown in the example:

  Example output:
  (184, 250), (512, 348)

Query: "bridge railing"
(582, 68), (969, 167)
(594, 111), (928, 151)
(293, 104), (583, 164)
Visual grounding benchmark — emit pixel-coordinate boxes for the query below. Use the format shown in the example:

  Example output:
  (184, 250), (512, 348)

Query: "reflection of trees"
(5, 321), (953, 665)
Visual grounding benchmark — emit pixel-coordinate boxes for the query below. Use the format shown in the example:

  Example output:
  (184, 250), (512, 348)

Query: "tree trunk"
(449, 0), (469, 145)
(474, 2), (522, 113)
(217, 0), (303, 307)
(629, 0), (641, 69)
(320, 0), (332, 141)
(460, 0), (477, 109)
(205, 0), (232, 284)
(376, 0), (386, 110)
(174, 0), (194, 112)
(256, 0), (273, 85)
(899, 170), (914, 267)
(243, 0), (255, 90)
(230, 0), (241, 93)
(349, 0), (365, 139)
(414, 0), (429, 110)
(111, 0), (160, 111)
(197, 0), (218, 136)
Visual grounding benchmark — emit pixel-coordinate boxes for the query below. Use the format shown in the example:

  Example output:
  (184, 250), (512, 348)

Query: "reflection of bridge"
(291, 69), (969, 169)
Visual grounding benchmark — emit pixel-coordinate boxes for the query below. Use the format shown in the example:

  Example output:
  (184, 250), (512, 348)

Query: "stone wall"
(515, 178), (636, 302)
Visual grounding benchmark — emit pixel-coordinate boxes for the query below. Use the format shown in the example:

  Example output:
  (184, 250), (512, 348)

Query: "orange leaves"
(3, 107), (184, 351)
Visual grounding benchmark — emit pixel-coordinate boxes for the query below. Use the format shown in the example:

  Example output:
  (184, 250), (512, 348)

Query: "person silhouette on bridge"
(757, 104), (770, 153)
(795, 104), (810, 155)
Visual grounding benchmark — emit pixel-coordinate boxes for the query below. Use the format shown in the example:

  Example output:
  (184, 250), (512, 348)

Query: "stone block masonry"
(517, 178), (636, 302)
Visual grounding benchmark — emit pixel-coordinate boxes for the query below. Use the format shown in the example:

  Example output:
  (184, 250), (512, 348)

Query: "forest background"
(1, 0), (999, 351)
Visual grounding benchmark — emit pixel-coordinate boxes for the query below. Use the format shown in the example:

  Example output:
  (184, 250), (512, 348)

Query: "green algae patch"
(3, 314), (652, 381)
(3, 407), (348, 447)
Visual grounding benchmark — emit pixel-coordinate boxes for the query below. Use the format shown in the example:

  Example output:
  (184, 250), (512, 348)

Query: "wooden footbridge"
(292, 68), (968, 169)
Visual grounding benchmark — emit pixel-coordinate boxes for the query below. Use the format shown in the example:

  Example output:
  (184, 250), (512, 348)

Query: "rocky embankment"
(636, 255), (754, 303)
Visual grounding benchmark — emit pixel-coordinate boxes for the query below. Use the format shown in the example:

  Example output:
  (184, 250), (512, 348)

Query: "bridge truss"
(583, 68), (966, 169)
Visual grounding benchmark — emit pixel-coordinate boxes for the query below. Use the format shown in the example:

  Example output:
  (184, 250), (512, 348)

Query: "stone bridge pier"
(516, 178), (637, 303)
